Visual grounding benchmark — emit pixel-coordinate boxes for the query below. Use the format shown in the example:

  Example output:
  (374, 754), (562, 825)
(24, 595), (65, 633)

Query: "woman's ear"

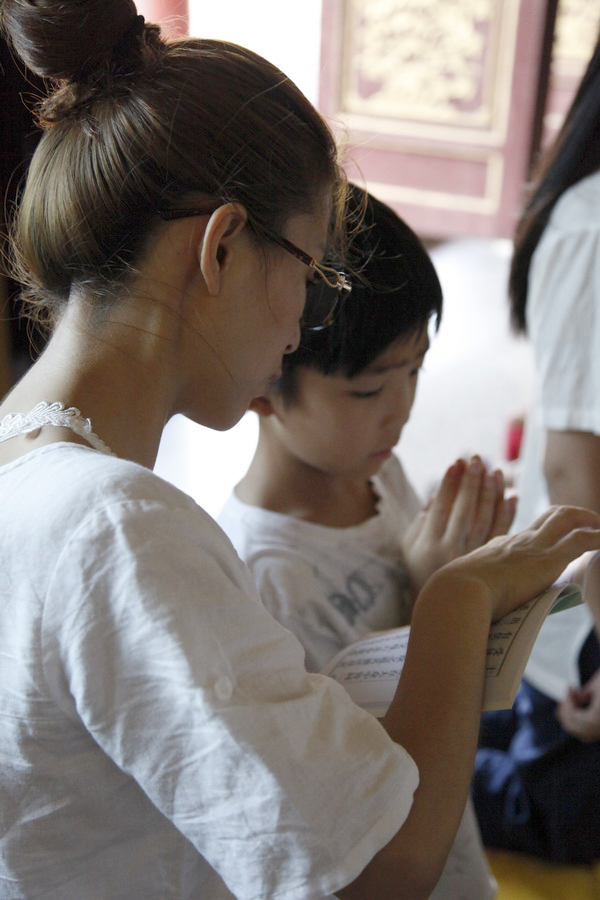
(200, 203), (248, 295)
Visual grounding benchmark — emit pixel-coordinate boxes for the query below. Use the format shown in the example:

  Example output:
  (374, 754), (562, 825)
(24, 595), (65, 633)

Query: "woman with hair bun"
(1, 2), (599, 898)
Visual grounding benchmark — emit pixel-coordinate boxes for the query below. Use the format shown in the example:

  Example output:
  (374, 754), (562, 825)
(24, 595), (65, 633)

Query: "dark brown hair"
(0, 0), (343, 326)
(509, 32), (600, 333)
(275, 185), (442, 405)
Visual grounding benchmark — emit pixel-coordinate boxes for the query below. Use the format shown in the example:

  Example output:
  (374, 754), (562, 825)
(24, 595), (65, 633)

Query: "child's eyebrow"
(364, 341), (430, 375)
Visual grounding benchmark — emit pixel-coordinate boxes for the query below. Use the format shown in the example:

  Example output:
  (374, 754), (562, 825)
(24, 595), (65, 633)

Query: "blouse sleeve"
(42, 496), (418, 900)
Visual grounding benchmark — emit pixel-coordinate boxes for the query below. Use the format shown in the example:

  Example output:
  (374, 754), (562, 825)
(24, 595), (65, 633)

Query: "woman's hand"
(404, 457), (517, 593)
(429, 505), (600, 624)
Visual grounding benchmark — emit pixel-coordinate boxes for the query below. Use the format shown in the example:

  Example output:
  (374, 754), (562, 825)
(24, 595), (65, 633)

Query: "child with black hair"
(218, 186), (516, 899)
(219, 186), (516, 671)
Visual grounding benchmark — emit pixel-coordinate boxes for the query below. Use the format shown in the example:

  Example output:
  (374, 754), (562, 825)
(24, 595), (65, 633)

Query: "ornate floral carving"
(342, 0), (498, 125)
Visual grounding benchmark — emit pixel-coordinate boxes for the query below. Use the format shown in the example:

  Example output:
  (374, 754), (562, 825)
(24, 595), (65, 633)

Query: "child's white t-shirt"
(218, 454), (420, 672)
(0, 443), (419, 900)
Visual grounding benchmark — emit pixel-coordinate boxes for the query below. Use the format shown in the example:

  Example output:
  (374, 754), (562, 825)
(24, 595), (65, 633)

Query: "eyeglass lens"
(301, 280), (340, 331)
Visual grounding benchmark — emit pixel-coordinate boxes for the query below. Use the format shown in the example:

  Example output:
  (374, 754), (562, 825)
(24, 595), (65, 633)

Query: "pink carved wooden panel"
(319, 0), (557, 239)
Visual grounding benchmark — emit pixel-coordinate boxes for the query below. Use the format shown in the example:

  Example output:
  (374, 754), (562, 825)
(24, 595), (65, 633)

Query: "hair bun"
(0, 0), (140, 79)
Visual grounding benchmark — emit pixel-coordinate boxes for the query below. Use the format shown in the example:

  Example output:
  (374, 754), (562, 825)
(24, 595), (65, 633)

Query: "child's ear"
(249, 396), (276, 417)
(200, 203), (247, 296)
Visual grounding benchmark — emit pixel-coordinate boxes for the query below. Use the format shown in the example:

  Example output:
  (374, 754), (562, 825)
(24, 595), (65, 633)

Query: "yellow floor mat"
(488, 850), (600, 899)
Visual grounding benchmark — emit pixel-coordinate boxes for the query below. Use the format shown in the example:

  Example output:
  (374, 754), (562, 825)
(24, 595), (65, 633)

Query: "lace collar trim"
(0, 401), (115, 456)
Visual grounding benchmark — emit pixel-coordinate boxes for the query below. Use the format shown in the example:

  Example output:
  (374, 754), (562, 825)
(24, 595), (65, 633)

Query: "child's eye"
(350, 388), (383, 399)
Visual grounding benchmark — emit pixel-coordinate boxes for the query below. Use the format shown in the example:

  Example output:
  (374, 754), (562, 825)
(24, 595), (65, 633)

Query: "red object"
(506, 417), (524, 462)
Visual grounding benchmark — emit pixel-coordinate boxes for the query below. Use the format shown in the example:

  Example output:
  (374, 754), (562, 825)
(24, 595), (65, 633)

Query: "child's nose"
(383, 388), (413, 430)
(382, 405), (407, 435)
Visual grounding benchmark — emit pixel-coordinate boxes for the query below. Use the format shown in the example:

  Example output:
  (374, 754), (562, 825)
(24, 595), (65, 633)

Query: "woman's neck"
(0, 300), (178, 469)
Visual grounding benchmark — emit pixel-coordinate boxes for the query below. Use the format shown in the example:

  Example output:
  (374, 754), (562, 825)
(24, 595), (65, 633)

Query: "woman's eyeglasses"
(265, 234), (351, 331)
(160, 207), (351, 332)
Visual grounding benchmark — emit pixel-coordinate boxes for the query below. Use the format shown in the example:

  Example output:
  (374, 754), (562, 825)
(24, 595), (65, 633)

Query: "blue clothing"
(473, 631), (600, 864)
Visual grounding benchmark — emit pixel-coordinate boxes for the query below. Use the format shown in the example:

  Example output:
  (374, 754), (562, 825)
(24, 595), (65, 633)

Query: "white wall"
(400, 238), (535, 500)
(188, 0), (323, 103)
